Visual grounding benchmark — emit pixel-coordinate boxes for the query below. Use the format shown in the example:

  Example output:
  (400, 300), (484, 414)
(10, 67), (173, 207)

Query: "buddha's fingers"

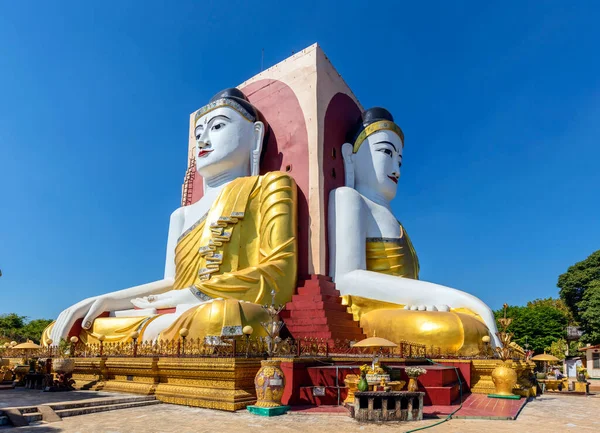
(131, 295), (174, 309)
(82, 298), (110, 330)
(131, 297), (153, 309)
(52, 308), (82, 342)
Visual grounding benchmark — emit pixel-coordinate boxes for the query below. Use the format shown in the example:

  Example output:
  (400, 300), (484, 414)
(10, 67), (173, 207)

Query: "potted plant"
(577, 367), (588, 383)
(358, 365), (370, 392)
(51, 339), (75, 375)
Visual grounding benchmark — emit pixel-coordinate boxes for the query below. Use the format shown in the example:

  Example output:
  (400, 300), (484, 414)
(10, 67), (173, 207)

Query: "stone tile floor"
(0, 389), (126, 409)
(2, 392), (599, 432)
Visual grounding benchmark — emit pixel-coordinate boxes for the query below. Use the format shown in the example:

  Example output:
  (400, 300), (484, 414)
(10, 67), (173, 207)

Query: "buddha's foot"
(403, 304), (450, 312)
(359, 309), (490, 356)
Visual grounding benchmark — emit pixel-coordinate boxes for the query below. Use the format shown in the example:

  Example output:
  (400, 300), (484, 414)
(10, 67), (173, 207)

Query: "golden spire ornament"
(495, 303), (514, 361)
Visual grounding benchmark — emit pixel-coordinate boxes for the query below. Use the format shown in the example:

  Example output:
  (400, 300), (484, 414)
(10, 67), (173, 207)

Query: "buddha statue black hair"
(346, 107), (404, 152)
(347, 107), (396, 144)
(209, 88), (259, 123)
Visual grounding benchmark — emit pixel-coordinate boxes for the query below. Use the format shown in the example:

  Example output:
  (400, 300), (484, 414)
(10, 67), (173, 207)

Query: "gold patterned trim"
(178, 212), (208, 243)
(194, 98), (255, 124)
(189, 286), (212, 302)
(353, 120), (404, 153)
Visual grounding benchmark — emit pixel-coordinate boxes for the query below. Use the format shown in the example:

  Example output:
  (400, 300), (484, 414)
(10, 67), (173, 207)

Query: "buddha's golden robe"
(342, 226), (490, 356)
(43, 172), (297, 344)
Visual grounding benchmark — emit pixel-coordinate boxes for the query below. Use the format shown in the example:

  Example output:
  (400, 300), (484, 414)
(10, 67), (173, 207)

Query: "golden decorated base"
(71, 357), (262, 411)
(470, 359), (536, 397)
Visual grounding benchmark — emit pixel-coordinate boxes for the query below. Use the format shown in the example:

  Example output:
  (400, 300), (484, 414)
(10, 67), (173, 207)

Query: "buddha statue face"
(352, 130), (403, 201)
(194, 106), (264, 179)
(193, 89), (264, 180)
(342, 107), (404, 202)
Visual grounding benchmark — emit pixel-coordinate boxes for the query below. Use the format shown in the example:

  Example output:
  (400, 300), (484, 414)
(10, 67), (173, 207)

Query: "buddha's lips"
(198, 149), (213, 158)
(388, 175), (398, 184)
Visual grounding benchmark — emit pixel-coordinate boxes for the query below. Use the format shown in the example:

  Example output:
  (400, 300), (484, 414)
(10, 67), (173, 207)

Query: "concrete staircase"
(281, 275), (367, 343)
(0, 395), (160, 427)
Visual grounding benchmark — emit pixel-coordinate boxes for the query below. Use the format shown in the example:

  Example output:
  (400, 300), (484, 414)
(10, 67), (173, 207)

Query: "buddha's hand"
(50, 296), (111, 342)
(130, 288), (199, 310)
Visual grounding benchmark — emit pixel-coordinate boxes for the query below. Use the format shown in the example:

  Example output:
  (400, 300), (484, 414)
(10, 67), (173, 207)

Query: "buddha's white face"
(194, 106), (255, 178)
(353, 130), (403, 202)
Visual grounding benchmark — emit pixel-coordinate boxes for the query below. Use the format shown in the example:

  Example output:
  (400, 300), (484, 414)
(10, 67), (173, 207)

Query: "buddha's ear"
(341, 142), (355, 188)
(251, 121), (265, 176)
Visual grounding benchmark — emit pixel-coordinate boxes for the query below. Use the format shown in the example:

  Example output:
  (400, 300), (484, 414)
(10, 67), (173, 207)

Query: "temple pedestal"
(71, 357), (262, 411)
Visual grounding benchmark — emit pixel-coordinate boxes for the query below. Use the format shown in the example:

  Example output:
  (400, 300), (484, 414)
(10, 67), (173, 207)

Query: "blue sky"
(1, 1), (599, 320)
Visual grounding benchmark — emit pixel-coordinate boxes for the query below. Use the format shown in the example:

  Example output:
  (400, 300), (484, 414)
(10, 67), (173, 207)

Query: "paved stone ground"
(0, 389), (126, 409)
(4, 394), (599, 433)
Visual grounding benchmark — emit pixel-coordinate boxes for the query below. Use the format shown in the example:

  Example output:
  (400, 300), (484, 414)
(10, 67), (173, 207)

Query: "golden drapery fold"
(172, 171), (297, 306)
(160, 171), (298, 340)
(365, 234), (419, 279)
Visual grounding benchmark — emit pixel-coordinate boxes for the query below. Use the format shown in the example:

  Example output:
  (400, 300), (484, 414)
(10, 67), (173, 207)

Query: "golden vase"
(407, 377), (419, 392)
(491, 362), (517, 396)
(254, 360), (286, 408)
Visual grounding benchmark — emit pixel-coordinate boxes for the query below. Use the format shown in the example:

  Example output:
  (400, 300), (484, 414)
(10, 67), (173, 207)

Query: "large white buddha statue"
(328, 108), (499, 354)
(44, 88), (297, 345)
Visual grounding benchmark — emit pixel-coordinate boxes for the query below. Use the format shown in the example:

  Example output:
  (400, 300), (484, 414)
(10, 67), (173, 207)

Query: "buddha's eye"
(378, 148), (393, 157)
(211, 122), (225, 131)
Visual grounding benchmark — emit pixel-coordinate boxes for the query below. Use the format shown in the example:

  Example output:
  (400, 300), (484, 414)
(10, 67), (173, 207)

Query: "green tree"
(544, 338), (582, 359)
(21, 319), (53, 343)
(558, 250), (600, 344)
(0, 313), (52, 344)
(0, 313), (27, 341)
(527, 298), (574, 323)
(578, 280), (600, 344)
(495, 301), (568, 354)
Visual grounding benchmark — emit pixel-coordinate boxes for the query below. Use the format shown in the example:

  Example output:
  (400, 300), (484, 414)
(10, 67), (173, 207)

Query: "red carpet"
(424, 393), (527, 420)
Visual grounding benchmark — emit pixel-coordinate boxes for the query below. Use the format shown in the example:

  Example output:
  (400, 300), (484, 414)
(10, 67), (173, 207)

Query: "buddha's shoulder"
(330, 186), (363, 203)
(257, 171), (296, 187)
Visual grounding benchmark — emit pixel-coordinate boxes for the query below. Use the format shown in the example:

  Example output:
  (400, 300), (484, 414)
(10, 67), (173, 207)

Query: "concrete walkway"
(1, 392), (598, 432)
(0, 389), (128, 409)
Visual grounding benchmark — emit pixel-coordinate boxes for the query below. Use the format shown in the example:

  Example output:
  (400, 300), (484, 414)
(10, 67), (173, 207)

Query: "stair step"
(49, 395), (157, 411)
(0, 396), (160, 426)
(291, 294), (341, 303)
(55, 399), (161, 418)
(287, 323), (364, 333)
(297, 285), (340, 296)
(292, 332), (366, 342)
(285, 316), (361, 326)
(18, 407), (39, 414)
(285, 301), (347, 311)
(22, 412), (43, 423)
(283, 308), (351, 320)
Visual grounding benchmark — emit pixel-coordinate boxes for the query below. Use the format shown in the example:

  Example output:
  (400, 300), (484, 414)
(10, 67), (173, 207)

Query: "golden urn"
(254, 360), (286, 407)
(491, 362), (517, 396)
(489, 304), (518, 396)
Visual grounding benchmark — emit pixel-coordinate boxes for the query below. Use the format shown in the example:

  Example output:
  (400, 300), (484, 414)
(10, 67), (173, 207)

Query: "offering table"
(353, 391), (424, 422)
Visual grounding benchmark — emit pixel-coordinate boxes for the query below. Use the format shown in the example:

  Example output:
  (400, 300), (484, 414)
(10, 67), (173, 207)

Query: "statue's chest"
(364, 201), (401, 238)
(181, 190), (221, 234)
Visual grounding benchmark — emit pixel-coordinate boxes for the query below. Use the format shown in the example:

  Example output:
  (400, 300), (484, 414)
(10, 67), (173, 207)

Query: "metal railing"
(1, 337), (442, 359)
